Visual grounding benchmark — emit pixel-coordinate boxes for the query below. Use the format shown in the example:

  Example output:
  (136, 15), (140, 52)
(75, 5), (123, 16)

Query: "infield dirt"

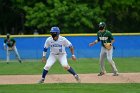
(0, 73), (140, 84)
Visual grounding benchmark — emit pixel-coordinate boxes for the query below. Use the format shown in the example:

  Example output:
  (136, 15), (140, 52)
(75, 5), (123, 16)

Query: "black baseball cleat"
(38, 78), (45, 84)
(113, 72), (119, 76)
(74, 74), (81, 83)
(98, 72), (105, 76)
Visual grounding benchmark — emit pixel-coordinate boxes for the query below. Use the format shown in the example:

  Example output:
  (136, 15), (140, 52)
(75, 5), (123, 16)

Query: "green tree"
(102, 0), (140, 32)
(23, 0), (105, 34)
(0, 0), (22, 34)
(0, 0), (140, 34)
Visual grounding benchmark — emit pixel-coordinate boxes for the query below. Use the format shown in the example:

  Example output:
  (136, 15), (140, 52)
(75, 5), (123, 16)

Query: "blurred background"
(0, 0), (140, 35)
(0, 0), (140, 61)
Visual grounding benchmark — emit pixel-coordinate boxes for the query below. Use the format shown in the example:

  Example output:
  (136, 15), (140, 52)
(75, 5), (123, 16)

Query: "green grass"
(0, 58), (140, 75)
(0, 58), (140, 93)
(0, 83), (140, 93)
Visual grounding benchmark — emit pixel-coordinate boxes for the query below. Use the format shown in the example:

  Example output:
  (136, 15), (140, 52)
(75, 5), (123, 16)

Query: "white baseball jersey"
(44, 35), (72, 54)
(43, 35), (72, 70)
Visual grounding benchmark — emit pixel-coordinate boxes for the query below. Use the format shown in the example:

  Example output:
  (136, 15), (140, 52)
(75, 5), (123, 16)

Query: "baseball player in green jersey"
(89, 22), (118, 76)
(3, 34), (22, 64)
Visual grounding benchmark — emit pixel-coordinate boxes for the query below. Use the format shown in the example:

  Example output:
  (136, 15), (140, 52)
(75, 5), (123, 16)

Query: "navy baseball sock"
(42, 69), (48, 79)
(67, 67), (77, 76)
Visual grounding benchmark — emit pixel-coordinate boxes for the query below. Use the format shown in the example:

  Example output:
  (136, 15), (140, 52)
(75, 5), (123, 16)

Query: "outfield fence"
(0, 33), (140, 60)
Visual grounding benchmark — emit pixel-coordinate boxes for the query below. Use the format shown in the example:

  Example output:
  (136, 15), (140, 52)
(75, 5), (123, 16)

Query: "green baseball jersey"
(97, 30), (114, 47)
(4, 38), (16, 47)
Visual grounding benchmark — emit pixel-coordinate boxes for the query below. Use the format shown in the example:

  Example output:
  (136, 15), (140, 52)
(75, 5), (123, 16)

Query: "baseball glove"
(104, 43), (112, 50)
(42, 56), (46, 63)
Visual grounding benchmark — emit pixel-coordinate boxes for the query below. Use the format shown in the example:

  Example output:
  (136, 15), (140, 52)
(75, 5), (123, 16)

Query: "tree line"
(0, 0), (140, 35)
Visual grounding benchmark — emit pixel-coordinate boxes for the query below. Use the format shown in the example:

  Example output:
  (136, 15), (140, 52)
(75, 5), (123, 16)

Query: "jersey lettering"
(99, 37), (108, 40)
(44, 36), (72, 54)
(50, 44), (62, 47)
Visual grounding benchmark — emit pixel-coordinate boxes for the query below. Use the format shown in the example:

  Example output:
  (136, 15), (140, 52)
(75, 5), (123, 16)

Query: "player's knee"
(107, 57), (112, 62)
(63, 65), (70, 70)
(107, 59), (112, 63)
(44, 66), (51, 70)
(107, 59), (114, 64)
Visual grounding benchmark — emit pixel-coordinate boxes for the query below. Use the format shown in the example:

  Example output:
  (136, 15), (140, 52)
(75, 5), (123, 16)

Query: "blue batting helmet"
(50, 27), (60, 33)
(50, 27), (60, 38)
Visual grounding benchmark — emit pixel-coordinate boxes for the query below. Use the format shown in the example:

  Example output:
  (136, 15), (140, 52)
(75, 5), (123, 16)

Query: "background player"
(38, 26), (80, 83)
(89, 22), (119, 76)
(3, 33), (22, 64)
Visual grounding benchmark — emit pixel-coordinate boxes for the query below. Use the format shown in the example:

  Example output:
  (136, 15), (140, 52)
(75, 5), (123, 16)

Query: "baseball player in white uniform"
(38, 26), (80, 83)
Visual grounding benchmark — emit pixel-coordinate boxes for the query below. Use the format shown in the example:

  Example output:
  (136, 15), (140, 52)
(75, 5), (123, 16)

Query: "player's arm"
(111, 39), (115, 45)
(89, 39), (99, 46)
(3, 43), (6, 50)
(43, 47), (47, 57)
(42, 39), (49, 63)
(42, 47), (47, 63)
(63, 37), (76, 61)
(69, 45), (76, 61)
(3, 39), (7, 50)
(89, 34), (100, 46)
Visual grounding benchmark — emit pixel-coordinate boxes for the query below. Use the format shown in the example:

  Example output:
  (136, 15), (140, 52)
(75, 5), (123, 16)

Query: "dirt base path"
(0, 73), (140, 84)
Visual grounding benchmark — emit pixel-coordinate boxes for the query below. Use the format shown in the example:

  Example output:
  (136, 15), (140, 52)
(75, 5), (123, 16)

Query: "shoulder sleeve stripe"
(43, 47), (48, 52)
(68, 44), (73, 48)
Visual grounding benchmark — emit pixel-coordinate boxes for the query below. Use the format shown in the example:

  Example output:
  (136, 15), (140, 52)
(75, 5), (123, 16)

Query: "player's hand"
(42, 56), (46, 63)
(89, 43), (94, 46)
(72, 55), (76, 61)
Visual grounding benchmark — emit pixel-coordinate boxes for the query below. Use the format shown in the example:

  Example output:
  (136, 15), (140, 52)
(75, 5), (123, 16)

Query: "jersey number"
(59, 49), (62, 52)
